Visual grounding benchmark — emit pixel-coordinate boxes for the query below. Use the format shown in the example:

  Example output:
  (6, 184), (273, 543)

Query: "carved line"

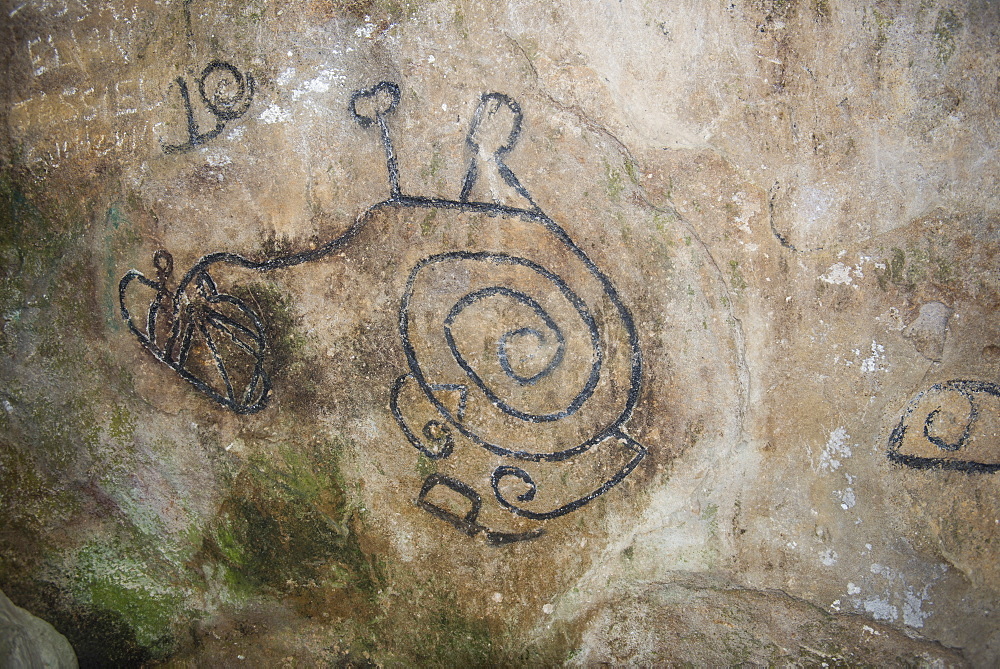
(436, 256), (602, 422)
(119, 259), (270, 414)
(385, 199), (643, 463)
(460, 92), (537, 210)
(349, 81), (401, 198)
(491, 430), (647, 520)
(497, 326), (563, 385)
(416, 473), (545, 545)
(768, 181), (824, 253)
(887, 379), (1000, 473)
(389, 374), (455, 460)
(163, 60), (254, 154)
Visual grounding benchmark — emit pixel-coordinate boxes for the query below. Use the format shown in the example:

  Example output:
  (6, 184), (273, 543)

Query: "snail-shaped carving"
(120, 81), (647, 542)
(383, 91), (646, 535)
(888, 380), (1000, 472)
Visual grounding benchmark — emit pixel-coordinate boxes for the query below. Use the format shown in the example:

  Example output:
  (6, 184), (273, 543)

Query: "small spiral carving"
(198, 61), (254, 121)
(888, 379), (1000, 473)
(400, 239), (639, 465)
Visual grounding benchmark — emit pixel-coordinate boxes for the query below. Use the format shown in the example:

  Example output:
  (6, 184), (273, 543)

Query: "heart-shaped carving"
(119, 252), (271, 414)
(349, 81), (400, 129)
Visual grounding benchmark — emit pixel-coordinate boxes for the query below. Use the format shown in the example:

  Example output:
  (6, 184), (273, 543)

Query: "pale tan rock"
(0, 590), (77, 669)
(903, 301), (953, 361)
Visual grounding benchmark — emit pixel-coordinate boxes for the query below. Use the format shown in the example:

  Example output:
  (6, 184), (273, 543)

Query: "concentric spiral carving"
(405, 251), (602, 426)
(397, 217), (642, 462)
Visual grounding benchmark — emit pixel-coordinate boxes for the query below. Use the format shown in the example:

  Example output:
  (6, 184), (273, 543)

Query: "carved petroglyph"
(888, 380), (1000, 473)
(120, 81), (648, 541)
(162, 61), (255, 154)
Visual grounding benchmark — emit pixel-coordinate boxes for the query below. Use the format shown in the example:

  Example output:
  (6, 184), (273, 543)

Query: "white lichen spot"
(259, 104), (292, 124)
(205, 153), (231, 168)
(542, 603), (554, 614)
(302, 76), (330, 94)
(355, 15), (378, 38)
(820, 262), (853, 285)
(848, 582), (861, 595)
(291, 70), (346, 101)
(903, 587), (931, 628)
(820, 427), (853, 472)
(276, 67), (296, 86)
(860, 340), (886, 373)
(835, 486), (856, 510)
(863, 598), (898, 622)
(821, 549), (838, 566)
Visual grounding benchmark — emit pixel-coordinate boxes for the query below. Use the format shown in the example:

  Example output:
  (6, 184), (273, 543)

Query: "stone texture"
(903, 300), (953, 361)
(563, 573), (966, 666)
(1, 0), (998, 665)
(0, 588), (78, 669)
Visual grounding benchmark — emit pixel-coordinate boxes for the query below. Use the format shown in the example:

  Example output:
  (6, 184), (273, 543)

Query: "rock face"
(0, 589), (77, 669)
(1, 0), (998, 665)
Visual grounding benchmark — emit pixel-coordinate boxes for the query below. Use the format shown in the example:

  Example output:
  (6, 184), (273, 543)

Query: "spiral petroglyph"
(121, 81), (647, 543)
(888, 380), (1000, 473)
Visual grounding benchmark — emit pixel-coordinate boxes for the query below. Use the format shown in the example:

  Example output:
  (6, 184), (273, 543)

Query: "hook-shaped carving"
(460, 92), (535, 209)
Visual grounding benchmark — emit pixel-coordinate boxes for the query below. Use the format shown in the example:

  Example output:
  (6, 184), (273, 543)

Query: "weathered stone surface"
(1, 0), (998, 665)
(0, 588), (77, 669)
(903, 300), (953, 361)
(562, 573), (966, 666)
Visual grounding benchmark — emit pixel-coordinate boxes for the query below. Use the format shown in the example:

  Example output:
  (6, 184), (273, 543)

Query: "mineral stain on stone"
(228, 281), (324, 408)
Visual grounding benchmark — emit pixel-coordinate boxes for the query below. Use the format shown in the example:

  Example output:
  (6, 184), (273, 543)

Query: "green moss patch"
(63, 539), (189, 662)
(196, 437), (377, 602)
